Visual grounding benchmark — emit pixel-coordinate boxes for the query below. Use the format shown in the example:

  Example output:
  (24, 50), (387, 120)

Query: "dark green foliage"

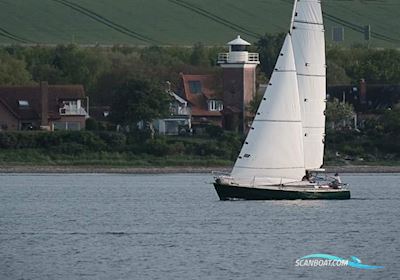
(97, 131), (127, 149)
(327, 46), (400, 84)
(0, 50), (32, 85)
(50, 143), (86, 155)
(326, 99), (355, 128)
(0, 133), (17, 149)
(110, 79), (170, 126)
(36, 132), (63, 148)
(248, 91), (264, 114)
(324, 108), (400, 163)
(145, 137), (170, 156)
(205, 125), (224, 139)
(190, 43), (209, 66)
(255, 33), (286, 78)
(381, 108), (400, 134)
(85, 118), (99, 131)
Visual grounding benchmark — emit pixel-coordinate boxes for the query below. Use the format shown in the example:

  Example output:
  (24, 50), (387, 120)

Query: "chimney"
(40, 81), (49, 129)
(360, 79), (367, 104)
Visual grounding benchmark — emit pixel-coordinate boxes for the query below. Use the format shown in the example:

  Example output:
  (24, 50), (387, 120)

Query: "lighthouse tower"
(218, 35), (259, 133)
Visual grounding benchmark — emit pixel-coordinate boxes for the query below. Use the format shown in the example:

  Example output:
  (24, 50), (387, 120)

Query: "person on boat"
(302, 171), (315, 183)
(330, 173), (342, 189)
(302, 171), (310, 181)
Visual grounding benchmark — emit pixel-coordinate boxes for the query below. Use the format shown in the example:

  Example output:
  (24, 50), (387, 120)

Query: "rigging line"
(297, 73), (326, 77)
(167, 0), (261, 39)
(293, 20), (323, 26)
(52, 0), (158, 44)
(234, 166), (305, 170)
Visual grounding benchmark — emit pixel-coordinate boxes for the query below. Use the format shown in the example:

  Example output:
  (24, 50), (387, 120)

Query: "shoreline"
(1, 165), (400, 174)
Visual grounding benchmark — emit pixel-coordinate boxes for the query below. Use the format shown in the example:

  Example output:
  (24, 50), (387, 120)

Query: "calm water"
(0, 173), (399, 280)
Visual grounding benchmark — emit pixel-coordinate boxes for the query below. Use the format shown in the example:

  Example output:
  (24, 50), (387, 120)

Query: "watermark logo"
(295, 254), (384, 270)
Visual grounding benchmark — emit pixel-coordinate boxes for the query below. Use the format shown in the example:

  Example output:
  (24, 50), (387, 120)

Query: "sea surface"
(0, 173), (399, 280)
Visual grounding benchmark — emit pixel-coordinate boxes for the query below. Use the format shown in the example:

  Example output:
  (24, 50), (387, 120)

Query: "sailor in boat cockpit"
(302, 171), (315, 183)
(330, 173), (342, 189)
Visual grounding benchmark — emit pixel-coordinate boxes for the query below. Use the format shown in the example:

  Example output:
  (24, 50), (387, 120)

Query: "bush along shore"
(0, 129), (241, 167)
(0, 129), (399, 173)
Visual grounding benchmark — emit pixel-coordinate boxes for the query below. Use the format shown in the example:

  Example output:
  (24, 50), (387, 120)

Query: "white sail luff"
(291, 0), (326, 170)
(231, 35), (305, 183)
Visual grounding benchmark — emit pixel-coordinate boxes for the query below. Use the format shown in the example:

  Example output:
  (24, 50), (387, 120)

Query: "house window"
(208, 100), (223, 111)
(189, 81), (202, 94)
(18, 100), (29, 107)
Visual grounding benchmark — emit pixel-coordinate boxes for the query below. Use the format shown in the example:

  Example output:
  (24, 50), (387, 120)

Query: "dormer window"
(208, 100), (223, 111)
(18, 100), (29, 107)
(189, 81), (202, 94)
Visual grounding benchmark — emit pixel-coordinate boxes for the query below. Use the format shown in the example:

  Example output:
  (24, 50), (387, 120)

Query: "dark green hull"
(214, 183), (351, 200)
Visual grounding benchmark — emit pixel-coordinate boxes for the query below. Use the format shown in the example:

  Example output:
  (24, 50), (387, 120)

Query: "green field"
(0, 0), (399, 47)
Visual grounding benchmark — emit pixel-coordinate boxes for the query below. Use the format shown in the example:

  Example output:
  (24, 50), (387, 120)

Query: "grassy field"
(0, 0), (399, 47)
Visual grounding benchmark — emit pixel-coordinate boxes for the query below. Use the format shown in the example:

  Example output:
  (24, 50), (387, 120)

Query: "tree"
(326, 98), (355, 129)
(190, 42), (209, 66)
(248, 91), (263, 114)
(52, 44), (109, 91)
(0, 51), (32, 85)
(254, 33), (286, 77)
(326, 60), (351, 85)
(110, 79), (170, 128)
(381, 107), (400, 134)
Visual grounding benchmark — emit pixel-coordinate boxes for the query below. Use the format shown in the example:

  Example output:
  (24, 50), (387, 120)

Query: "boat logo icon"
(295, 254), (384, 270)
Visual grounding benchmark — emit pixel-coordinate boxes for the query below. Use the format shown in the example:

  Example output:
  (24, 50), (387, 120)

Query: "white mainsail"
(231, 35), (305, 184)
(291, 0), (326, 170)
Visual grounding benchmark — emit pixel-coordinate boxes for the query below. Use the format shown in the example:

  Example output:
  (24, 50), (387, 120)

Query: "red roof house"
(0, 82), (89, 131)
(178, 73), (223, 128)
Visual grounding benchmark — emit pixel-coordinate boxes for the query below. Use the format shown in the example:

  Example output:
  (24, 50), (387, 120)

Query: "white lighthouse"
(218, 35), (259, 133)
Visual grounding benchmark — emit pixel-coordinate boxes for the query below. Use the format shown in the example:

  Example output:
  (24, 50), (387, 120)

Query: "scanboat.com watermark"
(295, 254), (384, 270)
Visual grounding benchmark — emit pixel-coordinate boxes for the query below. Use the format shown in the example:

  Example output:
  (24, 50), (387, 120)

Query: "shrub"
(49, 143), (86, 155)
(0, 133), (17, 148)
(146, 137), (170, 156)
(97, 131), (126, 150)
(85, 118), (99, 131)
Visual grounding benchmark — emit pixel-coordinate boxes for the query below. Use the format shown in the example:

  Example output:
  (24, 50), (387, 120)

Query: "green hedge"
(0, 130), (242, 160)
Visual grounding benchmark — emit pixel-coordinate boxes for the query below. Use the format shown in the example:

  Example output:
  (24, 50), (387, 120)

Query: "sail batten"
(234, 166), (306, 170)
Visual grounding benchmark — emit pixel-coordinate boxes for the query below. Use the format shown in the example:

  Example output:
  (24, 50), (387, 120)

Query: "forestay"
(231, 35), (305, 184)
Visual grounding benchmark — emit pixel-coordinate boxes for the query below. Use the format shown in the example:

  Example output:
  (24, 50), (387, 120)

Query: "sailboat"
(213, 0), (350, 200)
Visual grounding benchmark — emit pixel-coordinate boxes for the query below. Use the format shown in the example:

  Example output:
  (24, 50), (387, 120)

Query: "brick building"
(0, 82), (89, 131)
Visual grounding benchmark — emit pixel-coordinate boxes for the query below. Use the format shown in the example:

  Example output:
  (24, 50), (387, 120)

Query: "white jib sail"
(231, 35), (305, 184)
(291, 0), (326, 170)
